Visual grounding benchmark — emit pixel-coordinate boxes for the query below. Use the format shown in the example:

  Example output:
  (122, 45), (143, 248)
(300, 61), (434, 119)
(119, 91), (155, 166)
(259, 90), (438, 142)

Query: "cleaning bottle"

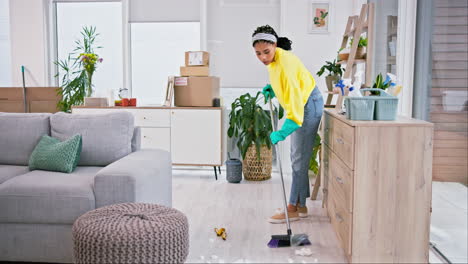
(348, 71), (364, 97)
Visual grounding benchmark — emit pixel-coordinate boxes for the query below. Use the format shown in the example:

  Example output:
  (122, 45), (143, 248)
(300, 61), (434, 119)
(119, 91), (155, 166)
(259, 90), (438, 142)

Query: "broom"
(267, 98), (311, 248)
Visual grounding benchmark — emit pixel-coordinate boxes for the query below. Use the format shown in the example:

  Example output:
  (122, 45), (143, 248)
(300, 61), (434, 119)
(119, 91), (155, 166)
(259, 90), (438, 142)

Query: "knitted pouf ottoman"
(72, 203), (189, 264)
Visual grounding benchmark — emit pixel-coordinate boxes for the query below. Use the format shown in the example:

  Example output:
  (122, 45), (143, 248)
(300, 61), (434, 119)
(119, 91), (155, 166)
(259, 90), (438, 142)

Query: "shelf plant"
(349, 36), (368, 59)
(349, 36), (368, 48)
(317, 59), (344, 97)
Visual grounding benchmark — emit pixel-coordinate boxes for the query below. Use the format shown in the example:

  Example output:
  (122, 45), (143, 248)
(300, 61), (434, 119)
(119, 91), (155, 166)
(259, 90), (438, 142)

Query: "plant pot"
(355, 47), (366, 59)
(242, 144), (272, 181)
(338, 53), (349, 61)
(226, 158), (242, 183)
(325, 75), (340, 93)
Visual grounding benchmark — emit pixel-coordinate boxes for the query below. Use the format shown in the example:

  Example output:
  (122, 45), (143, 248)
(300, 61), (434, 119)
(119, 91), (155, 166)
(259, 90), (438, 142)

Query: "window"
(130, 22), (200, 105)
(368, 0), (398, 77)
(55, 1), (123, 97)
(0, 0), (11, 86)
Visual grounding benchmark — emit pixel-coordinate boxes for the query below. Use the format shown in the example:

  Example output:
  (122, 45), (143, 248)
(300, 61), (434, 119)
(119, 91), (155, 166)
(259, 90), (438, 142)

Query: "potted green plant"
(349, 36), (368, 59)
(228, 92), (283, 181)
(55, 26), (103, 112)
(316, 59), (343, 95)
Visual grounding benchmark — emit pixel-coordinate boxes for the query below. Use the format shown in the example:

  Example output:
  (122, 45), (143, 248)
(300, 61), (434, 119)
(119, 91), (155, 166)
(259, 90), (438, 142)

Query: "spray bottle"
(348, 71), (364, 97)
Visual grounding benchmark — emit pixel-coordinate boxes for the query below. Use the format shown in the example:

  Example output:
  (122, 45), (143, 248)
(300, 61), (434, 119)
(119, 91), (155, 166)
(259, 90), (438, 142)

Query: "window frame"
(48, 0), (127, 92)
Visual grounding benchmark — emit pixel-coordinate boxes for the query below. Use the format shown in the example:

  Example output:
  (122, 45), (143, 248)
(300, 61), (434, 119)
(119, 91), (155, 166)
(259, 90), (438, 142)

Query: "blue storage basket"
(361, 88), (399, 121)
(344, 88), (398, 121)
(344, 97), (375, 121)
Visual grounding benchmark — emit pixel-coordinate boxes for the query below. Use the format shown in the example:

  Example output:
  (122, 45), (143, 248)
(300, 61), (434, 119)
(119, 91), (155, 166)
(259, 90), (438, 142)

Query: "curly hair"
(252, 25), (292, 51)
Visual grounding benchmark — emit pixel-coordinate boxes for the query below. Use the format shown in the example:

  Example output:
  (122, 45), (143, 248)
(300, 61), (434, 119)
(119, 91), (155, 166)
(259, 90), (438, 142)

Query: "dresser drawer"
(328, 194), (352, 255)
(127, 109), (170, 127)
(331, 117), (354, 169)
(329, 147), (353, 213)
(140, 127), (171, 152)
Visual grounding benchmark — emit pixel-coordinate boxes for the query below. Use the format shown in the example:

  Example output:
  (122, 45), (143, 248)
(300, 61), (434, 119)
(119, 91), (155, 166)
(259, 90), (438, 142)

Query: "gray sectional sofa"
(0, 111), (172, 263)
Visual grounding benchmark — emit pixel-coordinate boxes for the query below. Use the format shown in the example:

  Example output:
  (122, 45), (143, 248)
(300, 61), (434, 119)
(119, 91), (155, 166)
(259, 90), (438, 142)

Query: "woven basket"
(243, 144), (272, 181)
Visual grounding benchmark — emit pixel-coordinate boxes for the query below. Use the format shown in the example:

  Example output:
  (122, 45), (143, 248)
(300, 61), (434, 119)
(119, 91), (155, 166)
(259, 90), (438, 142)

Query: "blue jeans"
(289, 87), (323, 207)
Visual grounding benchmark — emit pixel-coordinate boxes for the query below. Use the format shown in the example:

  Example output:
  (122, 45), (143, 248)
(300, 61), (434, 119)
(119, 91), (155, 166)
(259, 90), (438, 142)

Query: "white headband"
(252, 33), (277, 44)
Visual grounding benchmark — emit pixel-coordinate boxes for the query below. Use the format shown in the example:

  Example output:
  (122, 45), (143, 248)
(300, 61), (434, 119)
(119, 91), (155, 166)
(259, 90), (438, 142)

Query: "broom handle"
(268, 99), (292, 234)
(21, 66), (27, 113)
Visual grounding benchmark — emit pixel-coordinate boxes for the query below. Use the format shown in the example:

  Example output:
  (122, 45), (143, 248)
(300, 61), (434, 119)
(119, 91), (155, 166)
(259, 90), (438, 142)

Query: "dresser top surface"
(73, 106), (223, 110)
(325, 109), (434, 127)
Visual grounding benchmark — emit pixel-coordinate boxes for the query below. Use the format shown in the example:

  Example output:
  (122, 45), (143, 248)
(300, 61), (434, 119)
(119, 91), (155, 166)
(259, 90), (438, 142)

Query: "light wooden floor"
(172, 168), (347, 263)
(172, 169), (463, 263)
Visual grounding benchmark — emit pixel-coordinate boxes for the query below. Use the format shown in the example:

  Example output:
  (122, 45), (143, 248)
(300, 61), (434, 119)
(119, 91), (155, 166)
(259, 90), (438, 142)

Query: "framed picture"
(308, 1), (332, 34)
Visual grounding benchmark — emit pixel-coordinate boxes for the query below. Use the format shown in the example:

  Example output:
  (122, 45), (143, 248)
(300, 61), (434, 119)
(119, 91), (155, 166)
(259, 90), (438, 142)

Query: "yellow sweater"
(267, 48), (316, 126)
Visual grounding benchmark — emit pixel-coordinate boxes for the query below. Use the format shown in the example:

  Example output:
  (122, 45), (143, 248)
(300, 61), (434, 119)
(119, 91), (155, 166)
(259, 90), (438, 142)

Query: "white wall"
(281, 0), (354, 98)
(9, 0), (47, 87)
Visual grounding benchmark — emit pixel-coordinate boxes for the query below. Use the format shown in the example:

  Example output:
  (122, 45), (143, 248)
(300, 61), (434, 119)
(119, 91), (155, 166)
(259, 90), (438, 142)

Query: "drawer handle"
(336, 138), (344, 144)
(143, 117), (147, 120)
(335, 213), (344, 223)
(335, 176), (343, 184)
(143, 136), (147, 138)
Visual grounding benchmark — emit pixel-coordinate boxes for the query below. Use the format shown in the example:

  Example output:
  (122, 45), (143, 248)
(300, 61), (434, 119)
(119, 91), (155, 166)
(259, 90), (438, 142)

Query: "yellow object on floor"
(214, 228), (227, 240)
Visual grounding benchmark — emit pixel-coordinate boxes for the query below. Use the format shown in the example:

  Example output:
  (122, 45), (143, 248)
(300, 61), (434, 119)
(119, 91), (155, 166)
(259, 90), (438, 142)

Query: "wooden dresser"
(322, 109), (433, 263)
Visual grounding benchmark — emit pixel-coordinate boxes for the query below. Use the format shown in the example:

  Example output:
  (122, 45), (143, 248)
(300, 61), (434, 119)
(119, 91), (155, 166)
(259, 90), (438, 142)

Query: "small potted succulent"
(349, 36), (368, 59)
(337, 47), (349, 61)
(316, 59), (344, 95)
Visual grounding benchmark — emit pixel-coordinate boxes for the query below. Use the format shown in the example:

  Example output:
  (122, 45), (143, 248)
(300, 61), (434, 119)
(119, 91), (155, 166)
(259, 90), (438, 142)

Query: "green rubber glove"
(262, 84), (275, 102)
(270, 119), (300, 144)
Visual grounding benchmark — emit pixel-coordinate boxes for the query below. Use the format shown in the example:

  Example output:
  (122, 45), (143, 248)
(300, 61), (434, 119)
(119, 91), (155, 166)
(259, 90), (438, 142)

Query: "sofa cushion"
(0, 165), (29, 184)
(0, 167), (99, 224)
(50, 112), (134, 166)
(29, 135), (82, 173)
(0, 113), (51, 166)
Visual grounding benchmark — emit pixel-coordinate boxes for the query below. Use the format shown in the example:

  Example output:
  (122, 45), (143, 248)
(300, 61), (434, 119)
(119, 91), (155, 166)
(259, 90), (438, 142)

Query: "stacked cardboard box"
(180, 51), (210, 77)
(174, 51), (220, 107)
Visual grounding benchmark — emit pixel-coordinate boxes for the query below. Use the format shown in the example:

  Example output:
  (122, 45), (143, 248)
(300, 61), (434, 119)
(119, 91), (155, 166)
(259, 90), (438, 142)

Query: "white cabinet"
(141, 127), (171, 152)
(72, 107), (223, 166)
(170, 109), (222, 165)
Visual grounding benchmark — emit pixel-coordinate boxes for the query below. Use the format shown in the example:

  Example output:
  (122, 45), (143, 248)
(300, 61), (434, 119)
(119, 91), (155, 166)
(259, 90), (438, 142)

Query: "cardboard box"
(180, 66), (209, 77)
(84, 97), (109, 107)
(185, 51), (210, 66)
(0, 87), (61, 113)
(174, 76), (220, 107)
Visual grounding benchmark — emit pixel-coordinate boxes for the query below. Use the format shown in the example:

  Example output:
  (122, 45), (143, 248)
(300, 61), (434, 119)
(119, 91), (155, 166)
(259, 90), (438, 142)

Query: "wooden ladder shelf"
(334, 3), (375, 110)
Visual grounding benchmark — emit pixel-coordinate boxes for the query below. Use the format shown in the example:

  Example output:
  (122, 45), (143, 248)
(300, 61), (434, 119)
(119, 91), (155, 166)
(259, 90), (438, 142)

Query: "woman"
(252, 25), (324, 223)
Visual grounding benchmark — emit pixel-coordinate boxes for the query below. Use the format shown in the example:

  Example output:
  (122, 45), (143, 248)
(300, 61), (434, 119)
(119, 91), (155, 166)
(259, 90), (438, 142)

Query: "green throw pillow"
(29, 134), (82, 173)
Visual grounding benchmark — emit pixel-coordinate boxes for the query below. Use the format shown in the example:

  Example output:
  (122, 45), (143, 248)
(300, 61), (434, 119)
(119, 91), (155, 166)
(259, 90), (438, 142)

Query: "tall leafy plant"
(55, 26), (102, 112)
(228, 92), (283, 160)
